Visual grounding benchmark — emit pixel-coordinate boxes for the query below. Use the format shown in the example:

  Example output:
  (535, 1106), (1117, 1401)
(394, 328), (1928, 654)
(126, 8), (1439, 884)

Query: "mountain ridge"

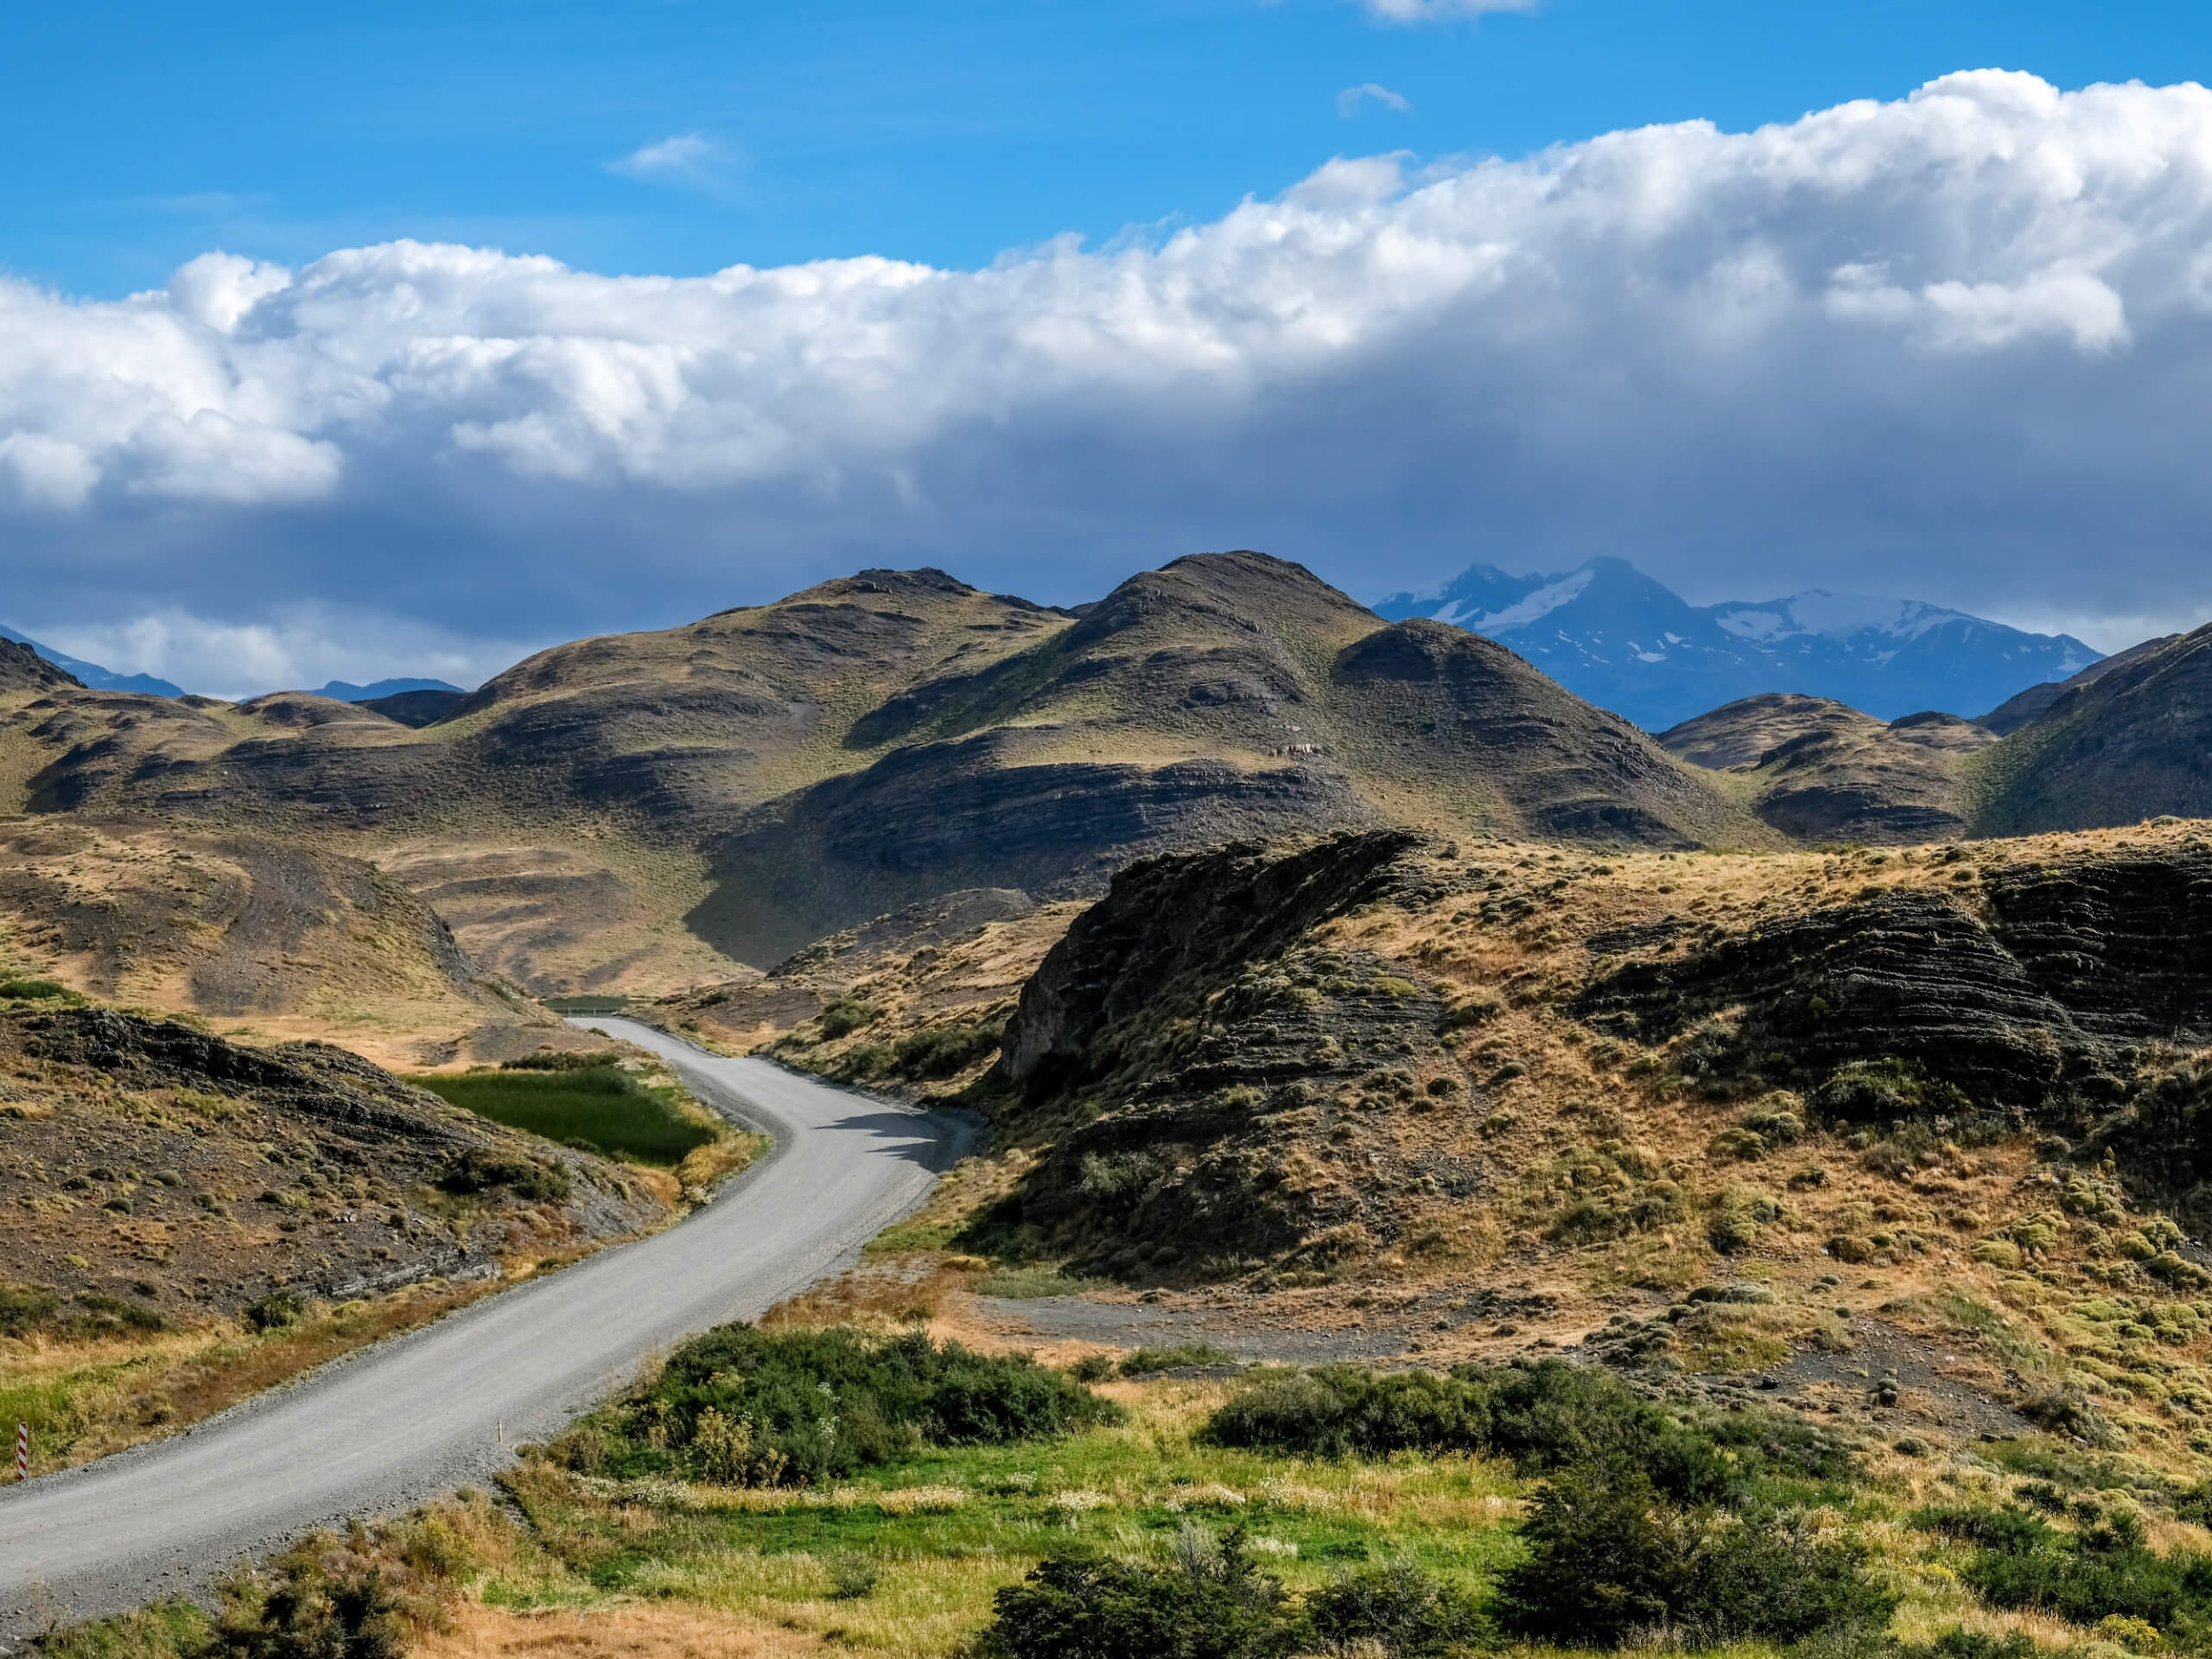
(1376, 556), (2098, 729)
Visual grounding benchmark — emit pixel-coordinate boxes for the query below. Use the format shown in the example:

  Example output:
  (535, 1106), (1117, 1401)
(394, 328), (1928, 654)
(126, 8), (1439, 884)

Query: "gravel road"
(0, 1019), (976, 1637)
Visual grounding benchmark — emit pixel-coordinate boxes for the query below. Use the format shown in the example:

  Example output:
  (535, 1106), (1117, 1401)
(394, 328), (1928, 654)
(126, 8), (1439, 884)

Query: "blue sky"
(7, 1), (2212, 695)
(12, 0), (2210, 301)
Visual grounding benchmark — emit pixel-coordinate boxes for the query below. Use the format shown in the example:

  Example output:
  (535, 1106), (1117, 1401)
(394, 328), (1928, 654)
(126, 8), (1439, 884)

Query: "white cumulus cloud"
(6, 70), (2212, 671)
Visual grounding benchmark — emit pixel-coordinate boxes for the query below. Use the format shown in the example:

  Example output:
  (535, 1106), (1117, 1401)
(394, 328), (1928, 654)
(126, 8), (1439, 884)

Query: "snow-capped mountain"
(0, 624), (183, 697)
(1373, 557), (2098, 731)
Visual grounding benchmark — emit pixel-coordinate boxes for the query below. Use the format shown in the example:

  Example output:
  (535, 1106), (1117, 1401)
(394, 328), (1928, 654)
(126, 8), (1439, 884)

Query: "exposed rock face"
(0, 639), (80, 693)
(972, 832), (1490, 1270)
(1573, 842), (2212, 1146)
(998, 830), (1421, 1084)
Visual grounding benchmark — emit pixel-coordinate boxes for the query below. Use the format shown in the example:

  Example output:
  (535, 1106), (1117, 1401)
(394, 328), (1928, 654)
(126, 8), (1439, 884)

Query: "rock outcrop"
(0, 638), (80, 694)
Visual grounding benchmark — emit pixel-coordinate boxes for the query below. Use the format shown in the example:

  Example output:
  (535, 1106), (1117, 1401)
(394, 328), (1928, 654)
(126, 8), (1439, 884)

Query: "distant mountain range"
(0, 626), (183, 698)
(1373, 557), (2099, 731)
(0, 634), (465, 704)
(308, 678), (462, 702)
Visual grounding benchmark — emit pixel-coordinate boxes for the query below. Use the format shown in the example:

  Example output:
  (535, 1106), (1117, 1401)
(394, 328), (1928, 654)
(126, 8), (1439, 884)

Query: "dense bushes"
(1198, 1358), (1843, 1503)
(1495, 1465), (1896, 1647)
(969, 1529), (1479, 1659)
(839, 1021), (1005, 1083)
(1199, 1360), (1879, 1650)
(1916, 1502), (2212, 1640)
(561, 1325), (1119, 1487)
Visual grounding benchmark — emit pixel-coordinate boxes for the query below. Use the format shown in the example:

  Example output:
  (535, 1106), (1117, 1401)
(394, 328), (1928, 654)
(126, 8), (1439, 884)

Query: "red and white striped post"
(15, 1422), (26, 1480)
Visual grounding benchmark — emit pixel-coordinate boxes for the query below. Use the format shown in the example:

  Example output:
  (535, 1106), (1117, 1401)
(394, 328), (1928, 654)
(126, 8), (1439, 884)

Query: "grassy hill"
(2, 554), (1772, 988)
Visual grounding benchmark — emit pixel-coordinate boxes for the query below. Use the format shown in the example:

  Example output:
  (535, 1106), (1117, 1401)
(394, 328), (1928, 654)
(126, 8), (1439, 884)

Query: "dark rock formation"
(0, 638), (82, 693)
(1573, 842), (2212, 1166)
(359, 688), (467, 728)
(998, 830), (1420, 1085)
(966, 832), (1485, 1274)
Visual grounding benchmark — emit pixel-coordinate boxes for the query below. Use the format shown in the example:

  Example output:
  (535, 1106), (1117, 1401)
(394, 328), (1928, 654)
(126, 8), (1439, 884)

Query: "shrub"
(1813, 1058), (1973, 1123)
(0, 1281), (60, 1338)
(568, 1325), (1119, 1487)
(1198, 1359), (1813, 1504)
(1495, 1467), (1895, 1648)
(889, 1022), (1002, 1080)
(1197, 1366), (1495, 1465)
(437, 1149), (571, 1203)
(818, 998), (880, 1040)
(1305, 1563), (1483, 1658)
(969, 1530), (1300, 1659)
(1952, 1509), (2212, 1637)
(213, 1557), (404, 1659)
(0, 978), (70, 1001)
(244, 1291), (308, 1334)
(826, 1551), (881, 1600)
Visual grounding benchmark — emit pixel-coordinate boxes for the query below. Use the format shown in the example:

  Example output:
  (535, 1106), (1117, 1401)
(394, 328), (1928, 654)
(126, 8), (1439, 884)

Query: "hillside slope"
(7, 555), (1770, 986)
(0, 818), (556, 1070)
(1657, 694), (1998, 844)
(1971, 624), (2212, 836)
(690, 554), (1771, 962)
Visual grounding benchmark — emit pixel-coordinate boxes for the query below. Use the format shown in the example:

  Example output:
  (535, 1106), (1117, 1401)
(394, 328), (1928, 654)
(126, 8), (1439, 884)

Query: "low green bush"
(1305, 1563), (1484, 1658)
(890, 1022), (1002, 1080)
(818, 998), (880, 1039)
(1199, 1359), (1842, 1503)
(1930, 1500), (2212, 1638)
(436, 1149), (571, 1203)
(563, 1325), (1121, 1488)
(969, 1529), (1479, 1659)
(1494, 1465), (1895, 1648)
(0, 977), (70, 1001)
(499, 1050), (622, 1072)
(969, 1531), (1299, 1659)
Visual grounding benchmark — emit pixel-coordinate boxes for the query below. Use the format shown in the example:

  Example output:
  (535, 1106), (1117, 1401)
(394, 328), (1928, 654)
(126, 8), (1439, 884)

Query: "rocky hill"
(1978, 632), (2180, 735)
(0, 638), (81, 694)
(4, 554), (1770, 988)
(1656, 694), (1999, 844)
(718, 820), (2212, 1461)
(0, 1001), (662, 1328)
(1972, 624), (2212, 836)
(691, 555), (1768, 962)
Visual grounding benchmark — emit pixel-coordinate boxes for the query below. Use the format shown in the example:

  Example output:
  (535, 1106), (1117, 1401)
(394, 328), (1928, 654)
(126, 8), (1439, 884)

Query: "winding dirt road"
(0, 1019), (975, 1634)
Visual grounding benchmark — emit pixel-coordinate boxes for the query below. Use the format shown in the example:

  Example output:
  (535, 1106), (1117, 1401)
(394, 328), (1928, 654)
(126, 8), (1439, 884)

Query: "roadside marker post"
(15, 1422), (26, 1480)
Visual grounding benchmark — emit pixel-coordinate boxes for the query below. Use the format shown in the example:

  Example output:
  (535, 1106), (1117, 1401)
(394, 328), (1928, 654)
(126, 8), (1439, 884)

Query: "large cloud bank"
(7, 70), (2212, 692)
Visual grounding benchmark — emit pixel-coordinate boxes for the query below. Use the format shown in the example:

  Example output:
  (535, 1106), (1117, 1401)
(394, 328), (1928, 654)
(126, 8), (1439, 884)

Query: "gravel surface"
(0, 1019), (977, 1638)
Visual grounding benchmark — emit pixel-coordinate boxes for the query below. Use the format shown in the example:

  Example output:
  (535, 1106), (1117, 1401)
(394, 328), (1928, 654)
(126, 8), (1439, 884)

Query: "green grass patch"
(409, 1066), (713, 1166)
(970, 1264), (1111, 1299)
(541, 995), (629, 1014)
